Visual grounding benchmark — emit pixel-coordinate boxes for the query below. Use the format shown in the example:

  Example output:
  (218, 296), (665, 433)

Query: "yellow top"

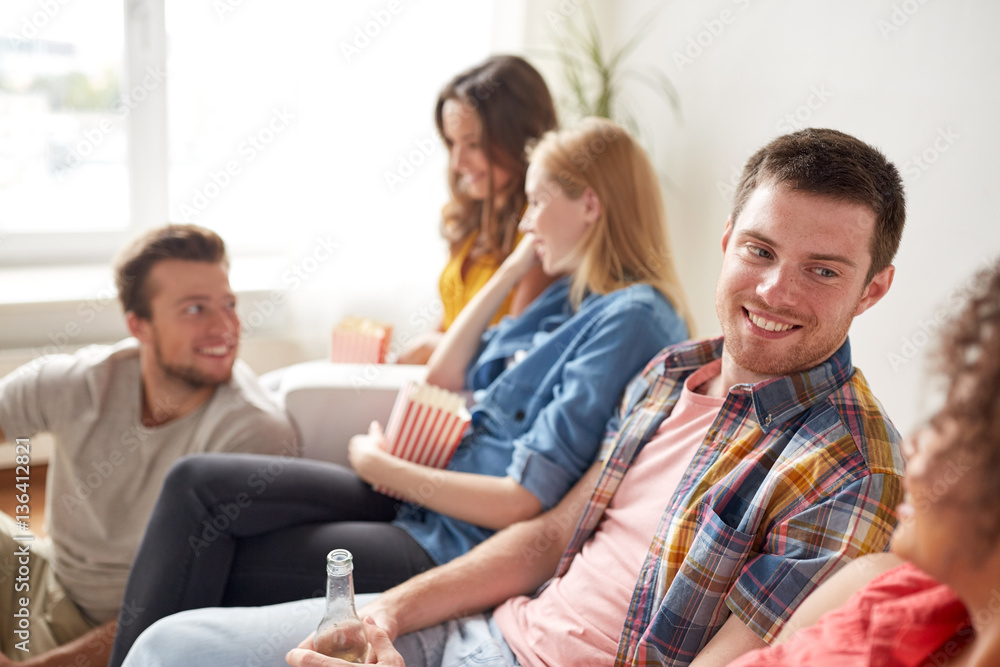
(438, 232), (523, 330)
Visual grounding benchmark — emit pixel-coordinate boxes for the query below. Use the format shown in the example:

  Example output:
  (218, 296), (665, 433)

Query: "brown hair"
(931, 258), (1000, 548)
(731, 128), (905, 283)
(528, 118), (693, 332)
(435, 55), (558, 261)
(114, 224), (228, 319)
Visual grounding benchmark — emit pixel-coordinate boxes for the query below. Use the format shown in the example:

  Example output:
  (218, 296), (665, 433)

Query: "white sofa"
(261, 362), (428, 466)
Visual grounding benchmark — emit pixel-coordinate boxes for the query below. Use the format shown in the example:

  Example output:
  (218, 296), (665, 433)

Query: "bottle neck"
(324, 571), (358, 618)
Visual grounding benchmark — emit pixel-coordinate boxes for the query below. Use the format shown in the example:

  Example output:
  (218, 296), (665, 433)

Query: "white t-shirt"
(0, 339), (298, 623)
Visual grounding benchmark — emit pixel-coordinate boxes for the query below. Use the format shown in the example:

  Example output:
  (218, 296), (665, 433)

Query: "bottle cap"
(326, 548), (354, 577)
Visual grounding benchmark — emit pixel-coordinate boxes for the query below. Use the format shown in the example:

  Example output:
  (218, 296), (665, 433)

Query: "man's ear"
(721, 217), (735, 253)
(855, 265), (895, 317)
(126, 312), (151, 342)
(581, 187), (602, 225)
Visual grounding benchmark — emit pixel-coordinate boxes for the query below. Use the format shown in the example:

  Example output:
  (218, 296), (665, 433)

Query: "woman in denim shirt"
(109, 118), (692, 666)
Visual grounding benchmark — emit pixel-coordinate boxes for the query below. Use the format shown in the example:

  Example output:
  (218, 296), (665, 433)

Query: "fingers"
(284, 620), (402, 667)
(286, 647), (347, 666)
(364, 616), (392, 649)
(357, 599), (399, 642)
(363, 617), (405, 666)
(507, 235), (541, 275)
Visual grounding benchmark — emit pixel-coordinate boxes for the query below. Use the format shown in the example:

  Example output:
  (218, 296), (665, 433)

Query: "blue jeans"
(121, 595), (520, 667)
(109, 454), (435, 667)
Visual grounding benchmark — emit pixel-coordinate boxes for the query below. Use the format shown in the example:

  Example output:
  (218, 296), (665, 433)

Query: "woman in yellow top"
(397, 55), (558, 364)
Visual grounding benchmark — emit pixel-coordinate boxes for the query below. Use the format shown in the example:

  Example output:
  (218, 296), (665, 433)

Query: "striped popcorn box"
(374, 382), (471, 499)
(330, 317), (392, 363)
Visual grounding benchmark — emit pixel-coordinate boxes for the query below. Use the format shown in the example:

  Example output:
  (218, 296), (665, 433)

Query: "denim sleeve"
(596, 350), (666, 462)
(465, 277), (574, 391)
(507, 299), (685, 510)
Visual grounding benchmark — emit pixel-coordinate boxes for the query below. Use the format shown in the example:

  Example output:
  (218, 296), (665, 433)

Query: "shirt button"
(514, 410), (526, 421)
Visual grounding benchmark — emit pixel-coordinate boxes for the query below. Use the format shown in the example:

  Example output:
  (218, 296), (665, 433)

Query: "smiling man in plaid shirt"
(122, 128), (906, 667)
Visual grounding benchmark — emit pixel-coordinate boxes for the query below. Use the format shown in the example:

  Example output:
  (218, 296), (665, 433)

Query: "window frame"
(0, 0), (167, 268)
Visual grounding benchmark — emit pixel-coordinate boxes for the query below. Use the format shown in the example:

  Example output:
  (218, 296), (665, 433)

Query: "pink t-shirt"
(494, 360), (725, 666)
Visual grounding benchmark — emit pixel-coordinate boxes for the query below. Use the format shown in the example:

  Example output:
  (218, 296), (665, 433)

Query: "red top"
(730, 562), (973, 667)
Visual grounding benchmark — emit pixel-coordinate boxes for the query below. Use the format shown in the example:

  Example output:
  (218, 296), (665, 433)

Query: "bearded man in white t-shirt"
(0, 224), (297, 666)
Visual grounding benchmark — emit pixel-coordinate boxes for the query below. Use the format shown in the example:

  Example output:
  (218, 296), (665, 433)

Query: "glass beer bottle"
(313, 549), (372, 663)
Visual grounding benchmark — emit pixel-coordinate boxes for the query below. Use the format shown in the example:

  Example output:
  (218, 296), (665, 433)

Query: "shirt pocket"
(670, 506), (756, 628)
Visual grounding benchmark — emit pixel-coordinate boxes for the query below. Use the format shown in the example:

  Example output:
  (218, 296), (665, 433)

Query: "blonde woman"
(111, 118), (693, 666)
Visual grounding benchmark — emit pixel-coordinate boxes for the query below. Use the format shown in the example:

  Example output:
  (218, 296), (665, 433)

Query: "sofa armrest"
(263, 362), (428, 467)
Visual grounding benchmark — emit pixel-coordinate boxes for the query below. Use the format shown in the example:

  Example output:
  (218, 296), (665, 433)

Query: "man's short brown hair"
(731, 128), (905, 283)
(114, 224), (228, 319)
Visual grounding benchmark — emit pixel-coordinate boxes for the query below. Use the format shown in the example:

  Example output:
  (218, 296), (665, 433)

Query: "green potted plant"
(542, 2), (680, 140)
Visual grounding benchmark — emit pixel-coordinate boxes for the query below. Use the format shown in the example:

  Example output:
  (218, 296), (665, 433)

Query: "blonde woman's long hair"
(529, 117), (694, 333)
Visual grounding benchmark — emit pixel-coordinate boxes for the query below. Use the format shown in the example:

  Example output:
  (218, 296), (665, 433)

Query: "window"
(0, 0), (496, 266)
(0, 0), (132, 263)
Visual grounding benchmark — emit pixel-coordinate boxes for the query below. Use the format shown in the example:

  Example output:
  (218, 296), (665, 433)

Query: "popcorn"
(373, 382), (471, 499)
(330, 317), (392, 363)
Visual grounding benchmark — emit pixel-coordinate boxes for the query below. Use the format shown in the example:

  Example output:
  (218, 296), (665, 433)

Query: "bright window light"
(0, 0), (127, 234)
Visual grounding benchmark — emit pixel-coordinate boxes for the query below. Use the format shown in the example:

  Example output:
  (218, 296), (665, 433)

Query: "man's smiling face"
(135, 259), (241, 388)
(715, 182), (892, 385)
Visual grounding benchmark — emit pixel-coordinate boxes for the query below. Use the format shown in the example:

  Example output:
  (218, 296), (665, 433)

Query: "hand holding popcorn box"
(374, 382), (471, 499)
(330, 316), (392, 364)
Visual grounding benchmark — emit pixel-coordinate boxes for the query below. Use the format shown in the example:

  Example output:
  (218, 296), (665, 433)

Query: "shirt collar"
(657, 336), (854, 433)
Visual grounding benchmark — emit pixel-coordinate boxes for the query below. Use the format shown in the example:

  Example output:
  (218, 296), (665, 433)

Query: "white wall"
(516, 0), (1000, 435)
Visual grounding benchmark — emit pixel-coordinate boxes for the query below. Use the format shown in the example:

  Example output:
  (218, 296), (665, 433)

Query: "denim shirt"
(395, 276), (689, 565)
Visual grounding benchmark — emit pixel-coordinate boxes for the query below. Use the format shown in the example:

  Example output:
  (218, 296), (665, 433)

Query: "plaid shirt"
(553, 337), (904, 666)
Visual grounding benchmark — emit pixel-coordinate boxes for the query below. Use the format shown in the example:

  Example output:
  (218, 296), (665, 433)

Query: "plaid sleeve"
(598, 401), (625, 462)
(725, 470), (903, 642)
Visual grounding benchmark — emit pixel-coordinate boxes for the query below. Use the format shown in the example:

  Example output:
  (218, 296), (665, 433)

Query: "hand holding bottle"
(287, 617), (404, 667)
